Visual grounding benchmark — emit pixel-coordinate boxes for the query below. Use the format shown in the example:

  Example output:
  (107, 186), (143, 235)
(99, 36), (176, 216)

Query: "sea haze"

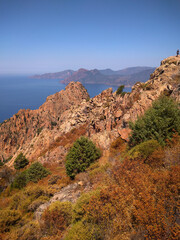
(0, 75), (131, 123)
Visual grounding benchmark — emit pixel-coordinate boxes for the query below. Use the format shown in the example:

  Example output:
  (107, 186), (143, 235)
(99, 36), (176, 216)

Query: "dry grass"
(39, 124), (88, 158)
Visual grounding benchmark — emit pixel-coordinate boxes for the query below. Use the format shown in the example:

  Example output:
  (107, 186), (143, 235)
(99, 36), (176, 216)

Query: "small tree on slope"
(14, 153), (29, 170)
(129, 96), (180, 147)
(66, 136), (101, 179)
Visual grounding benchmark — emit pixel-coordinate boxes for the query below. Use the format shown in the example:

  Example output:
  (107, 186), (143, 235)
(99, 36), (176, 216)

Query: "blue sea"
(0, 75), (131, 123)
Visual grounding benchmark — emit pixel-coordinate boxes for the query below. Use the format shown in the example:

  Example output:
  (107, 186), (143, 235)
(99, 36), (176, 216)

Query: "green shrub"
(121, 91), (127, 97)
(64, 221), (101, 240)
(16, 220), (41, 240)
(73, 192), (98, 223)
(0, 159), (4, 166)
(116, 85), (124, 95)
(14, 153), (29, 170)
(27, 162), (50, 183)
(24, 185), (47, 198)
(11, 162), (50, 189)
(0, 209), (21, 232)
(66, 137), (101, 179)
(10, 192), (26, 210)
(9, 185), (50, 213)
(128, 140), (161, 160)
(129, 96), (180, 147)
(11, 171), (28, 189)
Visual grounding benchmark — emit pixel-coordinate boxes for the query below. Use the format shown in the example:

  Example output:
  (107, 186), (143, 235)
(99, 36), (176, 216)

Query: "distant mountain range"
(32, 66), (156, 86)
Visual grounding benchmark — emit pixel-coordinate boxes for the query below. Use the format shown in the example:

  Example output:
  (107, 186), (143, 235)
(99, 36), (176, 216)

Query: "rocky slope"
(0, 56), (179, 167)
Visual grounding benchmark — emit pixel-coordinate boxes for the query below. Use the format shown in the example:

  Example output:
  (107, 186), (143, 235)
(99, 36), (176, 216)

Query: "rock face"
(0, 56), (180, 166)
(0, 82), (89, 163)
(35, 182), (89, 220)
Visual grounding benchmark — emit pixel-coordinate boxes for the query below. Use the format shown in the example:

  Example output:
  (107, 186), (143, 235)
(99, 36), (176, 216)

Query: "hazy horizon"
(0, 0), (179, 74)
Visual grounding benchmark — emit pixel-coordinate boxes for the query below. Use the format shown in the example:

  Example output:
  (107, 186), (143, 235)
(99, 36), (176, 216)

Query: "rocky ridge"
(0, 56), (179, 167)
(33, 67), (155, 87)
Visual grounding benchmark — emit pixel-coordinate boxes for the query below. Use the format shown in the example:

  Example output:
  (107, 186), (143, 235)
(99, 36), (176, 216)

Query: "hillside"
(99, 66), (154, 76)
(32, 70), (74, 80)
(0, 55), (180, 240)
(32, 66), (155, 86)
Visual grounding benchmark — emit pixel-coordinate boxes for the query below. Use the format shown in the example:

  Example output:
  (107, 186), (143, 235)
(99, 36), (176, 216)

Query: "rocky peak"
(77, 68), (88, 73)
(0, 82), (89, 162)
(161, 55), (180, 66)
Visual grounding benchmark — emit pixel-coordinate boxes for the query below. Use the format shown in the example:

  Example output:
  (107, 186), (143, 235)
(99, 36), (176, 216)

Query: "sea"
(0, 75), (131, 123)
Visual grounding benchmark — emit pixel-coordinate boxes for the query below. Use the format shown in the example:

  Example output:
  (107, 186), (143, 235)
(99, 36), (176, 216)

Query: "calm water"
(0, 75), (131, 123)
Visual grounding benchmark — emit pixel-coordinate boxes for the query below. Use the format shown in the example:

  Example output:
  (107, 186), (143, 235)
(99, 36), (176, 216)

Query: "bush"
(11, 162), (50, 189)
(41, 201), (72, 236)
(11, 171), (28, 189)
(129, 96), (180, 147)
(16, 220), (41, 240)
(64, 221), (101, 240)
(9, 192), (26, 210)
(9, 185), (50, 213)
(116, 85), (124, 95)
(14, 153), (29, 170)
(65, 137), (101, 179)
(0, 209), (21, 232)
(27, 162), (50, 183)
(128, 140), (161, 160)
(73, 191), (99, 223)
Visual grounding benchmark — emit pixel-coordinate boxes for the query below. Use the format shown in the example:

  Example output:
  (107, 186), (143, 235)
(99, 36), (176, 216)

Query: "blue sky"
(0, 0), (180, 74)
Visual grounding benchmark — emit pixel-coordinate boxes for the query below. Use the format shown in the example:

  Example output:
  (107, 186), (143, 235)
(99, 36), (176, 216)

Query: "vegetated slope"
(99, 66), (154, 75)
(0, 55), (180, 240)
(110, 68), (156, 86)
(32, 70), (74, 80)
(61, 68), (119, 85)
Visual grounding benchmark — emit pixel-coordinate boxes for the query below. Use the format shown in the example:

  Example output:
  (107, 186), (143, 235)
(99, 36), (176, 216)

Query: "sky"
(0, 0), (180, 74)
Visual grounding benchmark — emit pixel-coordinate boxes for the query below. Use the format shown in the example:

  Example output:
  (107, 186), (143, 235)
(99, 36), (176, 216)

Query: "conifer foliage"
(129, 96), (180, 146)
(13, 153), (29, 170)
(66, 136), (101, 179)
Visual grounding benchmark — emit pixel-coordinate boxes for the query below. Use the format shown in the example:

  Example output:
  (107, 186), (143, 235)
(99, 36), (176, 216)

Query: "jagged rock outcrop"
(0, 55), (179, 166)
(0, 82), (89, 162)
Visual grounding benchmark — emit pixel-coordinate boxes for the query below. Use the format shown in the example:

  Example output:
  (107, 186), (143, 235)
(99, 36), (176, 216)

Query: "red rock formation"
(0, 56), (179, 166)
(0, 82), (89, 162)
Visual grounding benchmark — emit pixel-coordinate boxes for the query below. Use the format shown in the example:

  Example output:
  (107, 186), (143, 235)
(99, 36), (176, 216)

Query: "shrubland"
(0, 95), (179, 240)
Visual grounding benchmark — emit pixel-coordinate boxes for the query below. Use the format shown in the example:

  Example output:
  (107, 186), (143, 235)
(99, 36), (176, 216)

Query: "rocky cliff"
(0, 56), (179, 167)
